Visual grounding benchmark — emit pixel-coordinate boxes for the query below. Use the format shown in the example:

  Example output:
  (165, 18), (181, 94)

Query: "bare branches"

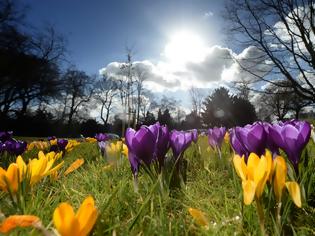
(224, 0), (315, 102)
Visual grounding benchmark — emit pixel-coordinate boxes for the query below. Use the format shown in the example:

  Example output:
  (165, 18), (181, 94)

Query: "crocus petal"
(6, 164), (19, 192)
(247, 153), (260, 181)
(125, 128), (136, 152)
(0, 215), (40, 234)
(188, 208), (209, 227)
(254, 155), (268, 198)
(53, 203), (79, 236)
(297, 121), (311, 143)
(233, 155), (247, 181)
(128, 152), (140, 175)
(264, 150), (273, 181)
(269, 125), (285, 149)
(64, 159), (84, 176)
(273, 156), (287, 202)
(16, 156), (27, 180)
(285, 182), (302, 208)
(242, 180), (256, 205)
(76, 196), (98, 236)
(0, 167), (6, 190)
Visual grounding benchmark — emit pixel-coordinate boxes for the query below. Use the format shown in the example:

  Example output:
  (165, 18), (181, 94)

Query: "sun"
(164, 30), (207, 64)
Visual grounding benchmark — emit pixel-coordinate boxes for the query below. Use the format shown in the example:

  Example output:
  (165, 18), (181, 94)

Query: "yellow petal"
(273, 156), (287, 202)
(31, 156), (48, 178)
(264, 150), (273, 181)
(188, 208), (208, 227)
(6, 164), (19, 193)
(16, 156), (27, 181)
(0, 215), (40, 233)
(46, 161), (64, 176)
(64, 159), (84, 176)
(254, 155), (268, 198)
(76, 196), (98, 236)
(247, 153), (260, 180)
(46, 152), (56, 161)
(285, 182), (302, 208)
(86, 137), (97, 143)
(50, 139), (57, 146)
(53, 202), (79, 236)
(122, 144), (128, 157)
(28, 157), (47, 185)
(233, 155), (247, 181)
(242, 180), (256, 205)
(38, 151), (46, 160)
(0, 167), (7, 190)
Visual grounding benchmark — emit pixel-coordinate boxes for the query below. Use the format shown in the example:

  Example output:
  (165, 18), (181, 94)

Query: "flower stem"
(276, 202), (282, 232)
(256, 199), (266, 236)
(133, 174), (139, 193)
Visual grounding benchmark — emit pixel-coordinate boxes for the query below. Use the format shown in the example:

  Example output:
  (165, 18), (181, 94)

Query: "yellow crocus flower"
(85, 137), (97, 143)
(273, 156), (301, 207)
(26, 151), (64, 185)
(27, 141), (49, 151)
(0, 164), (19, 193)
(105, 141), (128, 161)
(120, 141), (128, 157)
(65, 140), (80, 152)
(53, 196), (98, 236)
(233, 150), (272, 205)
(50, 139), (57, 146)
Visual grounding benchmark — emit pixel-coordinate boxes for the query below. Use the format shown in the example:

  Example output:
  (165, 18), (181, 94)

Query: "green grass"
(1, 137), (315, 235)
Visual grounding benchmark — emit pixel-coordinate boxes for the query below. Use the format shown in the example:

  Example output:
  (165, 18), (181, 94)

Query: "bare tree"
(133, 63), (149, 127)
(95, 76), (118, 126)
(224, 0), (315, 102)
(254, 80), (311, 120)
(119, 48), (135, 133)
(189, 87), (205, 116)
(61, 69), (94, 126)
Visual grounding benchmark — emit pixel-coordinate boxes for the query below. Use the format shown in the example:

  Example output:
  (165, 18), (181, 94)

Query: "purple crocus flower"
(125, 127), (156, 166)
(128, 151), (140, 176)
(98, 141), (106, 152)
(13, 141), (27, 155)
(170, 130), (193, 159)
(95, 133), (109, 142)
(0, 131), (13, 142)
(234, 123), (267, 157)
(50, 145), (58, 152)
(2, 140), (26, 155)
(208, 127), (226, 150)
(192, 129), (198, 143)
(230, 128), (249, 158)
(47, 136), (56, 141)
(269, 120), (311, 170)
(3, 140), (15, 153)
(156, 124), (170, 166)
(57, 139), (68, 151)
(262, 122), (279, 156)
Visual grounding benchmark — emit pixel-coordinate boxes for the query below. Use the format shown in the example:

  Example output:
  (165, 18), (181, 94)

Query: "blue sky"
(25, 0), (264, 114)
(25, 0), (226, 74)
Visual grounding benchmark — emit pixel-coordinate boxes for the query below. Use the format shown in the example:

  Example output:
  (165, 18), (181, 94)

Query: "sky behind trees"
(26, 0), (226, 74)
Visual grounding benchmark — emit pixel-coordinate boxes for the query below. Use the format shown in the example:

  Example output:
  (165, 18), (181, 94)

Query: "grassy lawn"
(1, 137), (315, 235)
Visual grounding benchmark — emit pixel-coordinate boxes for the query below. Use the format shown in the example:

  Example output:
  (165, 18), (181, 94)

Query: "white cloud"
(185, 46), (234, 83)
(99, 45), (237, 92)
(203, 11), (214, 19)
